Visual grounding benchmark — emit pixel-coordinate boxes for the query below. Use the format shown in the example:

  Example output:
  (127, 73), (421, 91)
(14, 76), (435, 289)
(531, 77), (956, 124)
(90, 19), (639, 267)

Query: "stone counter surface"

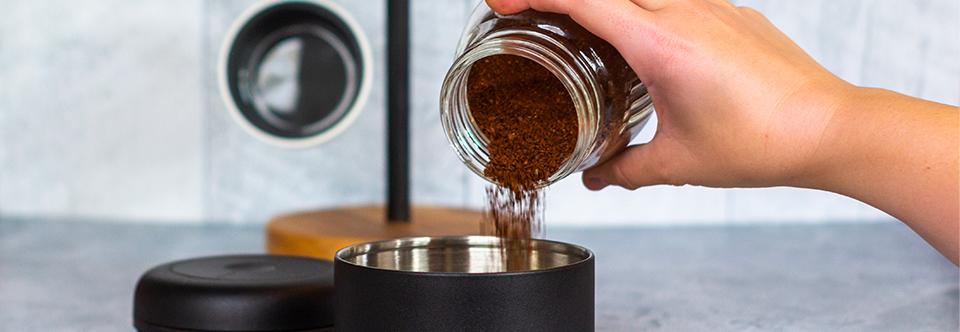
(0, 218), (956, 331)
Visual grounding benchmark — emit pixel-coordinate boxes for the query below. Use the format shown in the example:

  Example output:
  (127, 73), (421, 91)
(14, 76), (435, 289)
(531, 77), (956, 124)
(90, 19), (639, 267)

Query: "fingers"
(485, 0), (655, 50)
(633, 0), (734, 11)
(628, 0), (672, 11)
(582, 141), (680, 190)
(485, 0), (532, 14)
(489, 0), (671, 12)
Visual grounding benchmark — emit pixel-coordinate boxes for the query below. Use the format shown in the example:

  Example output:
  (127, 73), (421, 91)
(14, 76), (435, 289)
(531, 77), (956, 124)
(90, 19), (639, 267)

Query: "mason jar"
(440, 3), (655, 188)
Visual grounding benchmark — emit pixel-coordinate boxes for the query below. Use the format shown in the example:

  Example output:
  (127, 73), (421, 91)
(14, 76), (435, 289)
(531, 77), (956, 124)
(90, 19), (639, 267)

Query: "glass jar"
(440, 3), (655, 188)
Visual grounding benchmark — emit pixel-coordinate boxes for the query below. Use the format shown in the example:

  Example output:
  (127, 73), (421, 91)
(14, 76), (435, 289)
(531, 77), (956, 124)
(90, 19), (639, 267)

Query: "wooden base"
(266, 205), (484, 260)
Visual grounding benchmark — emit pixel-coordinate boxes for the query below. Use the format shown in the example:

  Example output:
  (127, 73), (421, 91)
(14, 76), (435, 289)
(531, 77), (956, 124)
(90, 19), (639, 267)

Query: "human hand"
(488, 0), (855, 190)
(489, 0), (960, 264)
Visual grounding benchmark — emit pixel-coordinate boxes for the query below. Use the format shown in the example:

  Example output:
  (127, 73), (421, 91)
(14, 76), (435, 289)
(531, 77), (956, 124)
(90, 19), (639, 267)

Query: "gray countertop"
(0, 218), (956, 331)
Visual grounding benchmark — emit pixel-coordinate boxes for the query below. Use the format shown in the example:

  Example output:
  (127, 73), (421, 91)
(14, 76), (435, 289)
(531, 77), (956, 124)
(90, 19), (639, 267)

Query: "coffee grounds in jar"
(466, 54), (578, 269)
(471, 10), (640, 168)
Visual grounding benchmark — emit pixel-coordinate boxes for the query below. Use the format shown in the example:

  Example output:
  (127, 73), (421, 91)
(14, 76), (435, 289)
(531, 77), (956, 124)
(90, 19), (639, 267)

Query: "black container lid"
(134, 255), (335, 332)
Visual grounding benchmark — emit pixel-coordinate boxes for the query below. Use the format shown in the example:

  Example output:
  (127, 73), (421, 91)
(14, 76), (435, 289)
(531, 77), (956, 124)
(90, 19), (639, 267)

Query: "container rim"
(335, 235), (594, 276)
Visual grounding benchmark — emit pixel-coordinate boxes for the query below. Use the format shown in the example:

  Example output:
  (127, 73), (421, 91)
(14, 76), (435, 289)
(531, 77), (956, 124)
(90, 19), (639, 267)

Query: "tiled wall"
(1, 0), (957, 225)
(1, 0), (206, 222)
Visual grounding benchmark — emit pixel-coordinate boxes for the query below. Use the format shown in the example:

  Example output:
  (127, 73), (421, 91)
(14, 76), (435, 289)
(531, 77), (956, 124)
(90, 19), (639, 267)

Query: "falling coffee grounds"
(467, 54), (578, 267)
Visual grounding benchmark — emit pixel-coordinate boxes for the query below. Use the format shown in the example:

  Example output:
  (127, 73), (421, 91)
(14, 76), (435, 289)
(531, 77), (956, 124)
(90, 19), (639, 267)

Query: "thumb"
(582, 141), (677, 190)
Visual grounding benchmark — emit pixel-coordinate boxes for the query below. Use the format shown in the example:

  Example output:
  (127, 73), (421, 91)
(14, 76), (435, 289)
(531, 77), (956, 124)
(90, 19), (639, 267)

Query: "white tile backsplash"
(0, 0), (205, 222)
(1, 0), (956, 225)
(410, 0), (473, 207)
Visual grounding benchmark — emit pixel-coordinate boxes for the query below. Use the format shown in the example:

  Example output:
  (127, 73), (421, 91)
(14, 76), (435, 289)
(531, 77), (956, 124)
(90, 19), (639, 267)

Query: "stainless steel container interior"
(336, 236), (592, 273)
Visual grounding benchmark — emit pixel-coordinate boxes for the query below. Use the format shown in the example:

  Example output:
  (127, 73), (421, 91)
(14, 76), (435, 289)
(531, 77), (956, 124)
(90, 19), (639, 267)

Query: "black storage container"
(335, 236), (595, 332)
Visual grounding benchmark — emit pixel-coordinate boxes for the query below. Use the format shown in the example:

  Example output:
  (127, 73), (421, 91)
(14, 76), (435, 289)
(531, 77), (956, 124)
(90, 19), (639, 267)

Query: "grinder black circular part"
(133, 255), (335, 332)
(219, 0), (372, 146)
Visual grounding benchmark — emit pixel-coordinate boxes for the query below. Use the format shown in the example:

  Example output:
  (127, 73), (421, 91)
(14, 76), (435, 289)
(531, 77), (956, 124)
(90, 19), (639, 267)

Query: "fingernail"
(585, 177), (607, 190)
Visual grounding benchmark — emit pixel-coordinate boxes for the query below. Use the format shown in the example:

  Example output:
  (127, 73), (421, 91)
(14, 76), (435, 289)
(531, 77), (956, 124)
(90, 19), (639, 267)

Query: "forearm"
(805, 87), (959, 264)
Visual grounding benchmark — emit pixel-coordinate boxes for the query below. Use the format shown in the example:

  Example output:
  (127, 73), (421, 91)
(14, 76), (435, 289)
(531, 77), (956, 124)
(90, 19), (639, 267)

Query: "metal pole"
(386, 0), (410, 222)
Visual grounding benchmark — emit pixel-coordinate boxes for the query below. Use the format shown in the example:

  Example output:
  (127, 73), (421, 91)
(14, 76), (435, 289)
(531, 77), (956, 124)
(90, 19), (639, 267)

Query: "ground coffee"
(467, 54), (578, 266)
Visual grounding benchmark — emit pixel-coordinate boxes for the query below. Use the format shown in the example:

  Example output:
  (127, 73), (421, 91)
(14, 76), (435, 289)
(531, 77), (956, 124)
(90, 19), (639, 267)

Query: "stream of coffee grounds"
(466, 54), (578, 270)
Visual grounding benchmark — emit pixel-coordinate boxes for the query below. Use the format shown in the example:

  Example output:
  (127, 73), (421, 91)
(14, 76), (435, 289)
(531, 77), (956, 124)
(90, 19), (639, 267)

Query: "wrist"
(783, 81), (866, 191)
